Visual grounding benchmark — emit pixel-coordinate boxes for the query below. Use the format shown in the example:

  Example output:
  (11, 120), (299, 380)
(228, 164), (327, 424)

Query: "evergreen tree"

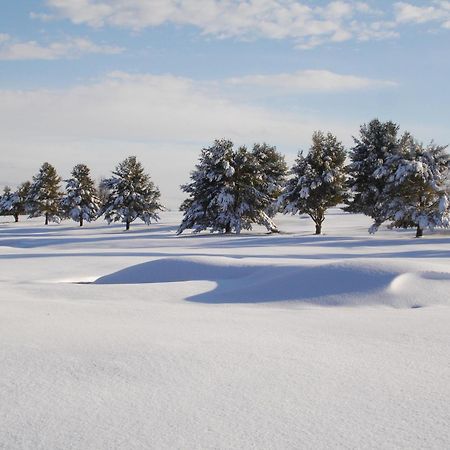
(27, 163), (63, 225)
(345, 119), (402, 219)
(99, 156), (163, 230)
(369, 139), (450, 238)
(62, 164), (100, 226)
(279, 131), (347, 234)
(0, 182), (31, 222)
(178, 140), (285, 234)
(252, 143), (288, 231)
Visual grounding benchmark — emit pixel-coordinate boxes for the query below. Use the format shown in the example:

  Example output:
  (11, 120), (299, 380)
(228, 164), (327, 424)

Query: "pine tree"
(178, 140), (285, 234)
(279, 131), (347, 234)
(251, 143), (288, 232)
(369, 139), (450, 238)
(27, 163), (63, 225)
(345, 119), (402, 219)
(0, 182), (31, 222)
(99, 156), (163, 230)
(62, 164), (100, 226)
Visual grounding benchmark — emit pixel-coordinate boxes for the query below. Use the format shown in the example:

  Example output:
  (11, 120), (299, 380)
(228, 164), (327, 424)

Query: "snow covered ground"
(1, 209), (450, 449)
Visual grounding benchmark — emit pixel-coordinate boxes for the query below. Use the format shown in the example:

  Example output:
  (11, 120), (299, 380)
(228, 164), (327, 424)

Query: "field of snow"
(1, 209), (450, 449)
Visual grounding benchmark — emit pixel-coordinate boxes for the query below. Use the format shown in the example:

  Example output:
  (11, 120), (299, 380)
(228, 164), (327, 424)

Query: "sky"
(1, 0), (449, 207)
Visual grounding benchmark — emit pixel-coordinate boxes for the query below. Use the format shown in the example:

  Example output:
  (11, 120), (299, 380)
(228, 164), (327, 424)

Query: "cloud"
(227, 70), (397, 93)
(0, 35), (123, 60)
(394, 1), (450, 27)
(0, 71), (358, 204)
(42, 0), (395, 48)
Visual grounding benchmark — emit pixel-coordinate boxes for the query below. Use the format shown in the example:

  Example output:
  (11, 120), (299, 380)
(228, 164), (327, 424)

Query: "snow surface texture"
(1, 210), (450, 449)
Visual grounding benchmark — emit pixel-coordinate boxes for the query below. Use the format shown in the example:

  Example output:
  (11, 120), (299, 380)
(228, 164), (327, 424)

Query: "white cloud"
(42, 0), (394, 48)
(227, 70), (397, 92)
(0, 35), (123, 60)
(394, 1), (450, 27)
(0, 71), (358, 205)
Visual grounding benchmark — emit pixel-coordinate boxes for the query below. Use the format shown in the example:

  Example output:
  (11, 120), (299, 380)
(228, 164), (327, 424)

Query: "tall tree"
(100, 156), (163, 230)
(0, 182), (31, 222)
(279, 131), (347, 234)
(369, 139), (450, 238)
(345, 119), (403, 219)
(27, 163), (63, 225)
(62, 164), (100, 227)
(178, 139), (285, 234)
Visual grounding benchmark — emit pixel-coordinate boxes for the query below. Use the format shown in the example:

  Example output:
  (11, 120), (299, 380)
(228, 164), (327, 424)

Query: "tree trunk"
(225, 224), (232, 234)
(315, 223), (322, 235)
(416, 225), (423, 238)
(125, 219), (130, 231)
(14, 213), (19, 223)
(45, 213), (49, 225)
(80, 216), (83, 227)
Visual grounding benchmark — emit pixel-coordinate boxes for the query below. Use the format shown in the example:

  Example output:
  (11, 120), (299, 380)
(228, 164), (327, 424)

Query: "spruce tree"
(0, 182), (31, 222)
(369, 139), (450, 238)
(251, 143), (288, 232)
(178, 140), (285, 234)
(62, 164), (100, 226)
(27, 163), (63, 225)
(100, 156), (163, 230)
(345, 119), (402, 219)
(279, 131), (347, 234)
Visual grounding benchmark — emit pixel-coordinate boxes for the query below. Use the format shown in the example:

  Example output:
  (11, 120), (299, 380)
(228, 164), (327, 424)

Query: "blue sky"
(1, 0), (449, 205)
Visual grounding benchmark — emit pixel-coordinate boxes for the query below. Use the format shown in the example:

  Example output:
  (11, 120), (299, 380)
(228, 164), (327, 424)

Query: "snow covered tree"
(345, 119), (403, 219)
(99, 156), (163, 230)
(27, 163), (63, 225)
(62, 164), (100, 226)
(369, 139), (450, 238)
(252, 143), (288, 231)
(178, 139), (285, 234)
(279, 131), (347, 234)
(0, 182), (31, 222)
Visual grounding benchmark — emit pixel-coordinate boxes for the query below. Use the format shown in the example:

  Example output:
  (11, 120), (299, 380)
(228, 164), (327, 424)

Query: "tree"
(99, 156), (163, 230)
(345, 119), (403, 219)
(62, 164), (100, 226)
(177, 139), (285, 234)
(251, 143), (288, 231)
(0, 182), (31, 222)
(279, 131), (347, 234)
(369, 139), (450, 238)
(27, 163), (63, 225)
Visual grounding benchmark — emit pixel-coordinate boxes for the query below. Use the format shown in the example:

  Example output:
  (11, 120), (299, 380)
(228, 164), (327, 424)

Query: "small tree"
(345, 119), (402, 219)
(27, 163), (63, 225)
(279, 131), (347, 234)
(370, 139), (450, 238)
(178, 140), (285, 234)
(100, 156), (163, 230)
(0, 182), (31, 222)
(62, 164), (100, 226)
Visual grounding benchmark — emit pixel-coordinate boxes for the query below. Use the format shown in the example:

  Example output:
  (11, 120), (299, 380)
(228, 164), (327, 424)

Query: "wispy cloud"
(394, 1), (450, 28)
(0, 35), (123, 60)
(41, 0), (396, 49)
(227, 70), (397, 93)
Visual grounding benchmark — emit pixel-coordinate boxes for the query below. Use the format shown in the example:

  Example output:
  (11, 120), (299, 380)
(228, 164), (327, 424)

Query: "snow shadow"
(94, 257), (399, 305)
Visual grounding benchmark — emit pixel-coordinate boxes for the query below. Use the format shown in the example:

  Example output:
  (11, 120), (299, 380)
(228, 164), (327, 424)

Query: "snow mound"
(95, 257), (450, 307)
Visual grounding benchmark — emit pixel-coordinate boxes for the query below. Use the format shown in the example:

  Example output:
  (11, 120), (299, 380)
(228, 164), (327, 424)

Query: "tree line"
(1, 119), (449, 238)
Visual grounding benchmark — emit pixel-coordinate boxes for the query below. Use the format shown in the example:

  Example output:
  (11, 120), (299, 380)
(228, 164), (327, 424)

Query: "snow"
(1, 210), (450, 449)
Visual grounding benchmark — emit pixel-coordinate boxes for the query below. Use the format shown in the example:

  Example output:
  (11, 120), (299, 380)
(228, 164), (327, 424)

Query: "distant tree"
(0, 182), (31, 222)
(62, 164), (100, 226)
(279, 131), (347, 234)
(369, 139), (450, 238)
(178, 139), (285, 234)
(251, 143), (288, 232)
(99, 156), (163, 230)
(345, 119), (404, 219)
(27, 163), (63, 225)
